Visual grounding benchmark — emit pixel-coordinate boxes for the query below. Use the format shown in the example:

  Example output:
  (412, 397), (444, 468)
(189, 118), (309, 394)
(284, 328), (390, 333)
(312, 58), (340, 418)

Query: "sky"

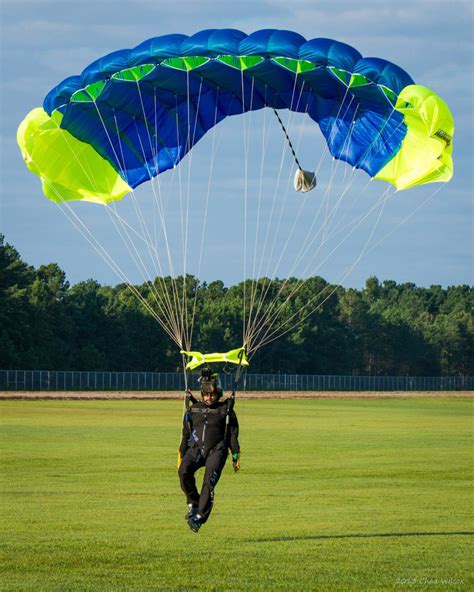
(1, 0), (473, 290)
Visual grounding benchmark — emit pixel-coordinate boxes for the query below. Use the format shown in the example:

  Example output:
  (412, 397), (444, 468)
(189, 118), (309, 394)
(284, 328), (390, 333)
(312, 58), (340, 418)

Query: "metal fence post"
(0, 369), (472, 392)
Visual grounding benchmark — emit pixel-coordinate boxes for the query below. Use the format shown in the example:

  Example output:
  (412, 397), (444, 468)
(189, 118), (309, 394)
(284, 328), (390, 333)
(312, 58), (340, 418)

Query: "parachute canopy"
(18, 29), (453, 204)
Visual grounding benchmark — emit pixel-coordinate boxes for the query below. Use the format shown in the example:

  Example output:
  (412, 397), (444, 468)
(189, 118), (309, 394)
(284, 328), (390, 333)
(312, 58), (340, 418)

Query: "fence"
(0, 369), (472, 392)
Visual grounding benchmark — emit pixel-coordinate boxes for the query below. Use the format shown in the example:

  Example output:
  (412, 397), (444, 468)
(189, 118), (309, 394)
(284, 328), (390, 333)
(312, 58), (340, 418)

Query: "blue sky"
(1, 0), (472, 289)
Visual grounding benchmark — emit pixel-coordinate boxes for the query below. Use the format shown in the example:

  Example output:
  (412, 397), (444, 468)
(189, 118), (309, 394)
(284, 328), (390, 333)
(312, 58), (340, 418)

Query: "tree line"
(1, 234), (472, 376)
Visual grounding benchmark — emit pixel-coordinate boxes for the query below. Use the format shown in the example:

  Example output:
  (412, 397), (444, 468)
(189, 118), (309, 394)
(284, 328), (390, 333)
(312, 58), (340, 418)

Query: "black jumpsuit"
(178, 397), (240, 524)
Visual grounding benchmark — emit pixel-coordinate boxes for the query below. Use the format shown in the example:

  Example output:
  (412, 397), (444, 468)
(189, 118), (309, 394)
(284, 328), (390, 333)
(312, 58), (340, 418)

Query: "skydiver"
(177, 367), (240, 533)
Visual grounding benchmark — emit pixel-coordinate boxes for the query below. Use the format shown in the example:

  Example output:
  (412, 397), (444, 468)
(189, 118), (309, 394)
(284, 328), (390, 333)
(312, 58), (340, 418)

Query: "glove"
(177, 450), (182, 470)
(232, 452), (240, 473)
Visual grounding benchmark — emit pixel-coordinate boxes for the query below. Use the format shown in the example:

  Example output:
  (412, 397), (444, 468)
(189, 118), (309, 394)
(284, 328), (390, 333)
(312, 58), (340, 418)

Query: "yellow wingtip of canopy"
(180, 347), (249, 371)
(17, 107), (131, 204)
(374, 85), (454, 190)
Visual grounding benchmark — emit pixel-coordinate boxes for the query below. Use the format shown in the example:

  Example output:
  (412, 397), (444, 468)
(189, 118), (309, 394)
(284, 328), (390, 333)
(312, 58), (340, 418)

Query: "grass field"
(1, 397), (472, 591)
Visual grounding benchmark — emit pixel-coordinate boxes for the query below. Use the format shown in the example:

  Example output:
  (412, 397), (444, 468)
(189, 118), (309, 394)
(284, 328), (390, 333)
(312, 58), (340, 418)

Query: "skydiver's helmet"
(199, 367), (223, 400)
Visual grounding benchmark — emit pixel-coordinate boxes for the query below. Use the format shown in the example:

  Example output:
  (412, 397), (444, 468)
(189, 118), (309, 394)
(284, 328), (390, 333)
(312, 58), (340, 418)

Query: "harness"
(185, 396), (234, 455)
(182, 346), (246, 456)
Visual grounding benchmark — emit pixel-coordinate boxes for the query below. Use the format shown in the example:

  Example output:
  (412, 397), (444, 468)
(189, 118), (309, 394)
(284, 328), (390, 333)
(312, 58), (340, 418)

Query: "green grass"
(1, 398), (472, 591)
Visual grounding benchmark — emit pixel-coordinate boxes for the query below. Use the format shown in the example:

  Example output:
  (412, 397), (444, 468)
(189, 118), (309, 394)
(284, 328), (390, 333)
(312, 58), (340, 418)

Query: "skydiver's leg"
(178, 448), (203, 507)
(198, 449), (227, 524)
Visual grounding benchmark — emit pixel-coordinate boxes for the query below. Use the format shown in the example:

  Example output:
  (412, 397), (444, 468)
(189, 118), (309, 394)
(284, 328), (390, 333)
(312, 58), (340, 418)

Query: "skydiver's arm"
(228, 410), (241, 472)
(228, 410), (240, 454)
(179, 417), (190, 457)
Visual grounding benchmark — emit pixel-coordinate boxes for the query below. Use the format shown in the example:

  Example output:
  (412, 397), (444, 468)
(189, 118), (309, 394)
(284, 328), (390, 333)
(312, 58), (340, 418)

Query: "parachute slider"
(180, 347), (249, 371)
(294, 168), (317, 192)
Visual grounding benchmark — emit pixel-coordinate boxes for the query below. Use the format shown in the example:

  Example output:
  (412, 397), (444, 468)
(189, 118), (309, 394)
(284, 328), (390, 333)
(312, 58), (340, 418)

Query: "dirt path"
(1, 391), (472, 400)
